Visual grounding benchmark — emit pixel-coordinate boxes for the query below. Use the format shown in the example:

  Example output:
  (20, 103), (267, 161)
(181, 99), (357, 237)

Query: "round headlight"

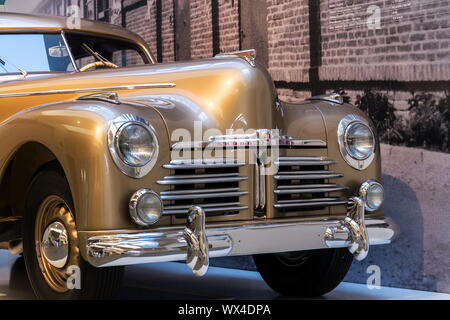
(338, 115), (376, 171)
(360, 180), (384, 212)
(108, 114), (159, 178)
(345, 122), (375, 160)
(129, 189), (163, 226)
(117, 123), (156, 167)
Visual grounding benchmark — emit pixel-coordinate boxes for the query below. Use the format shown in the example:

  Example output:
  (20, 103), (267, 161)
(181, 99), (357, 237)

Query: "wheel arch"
(0, 142), (66, 219)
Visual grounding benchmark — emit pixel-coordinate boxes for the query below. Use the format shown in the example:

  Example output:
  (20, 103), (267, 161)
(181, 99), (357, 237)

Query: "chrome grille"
(274, 157), (347, 210)
(158, 159), (249, 217)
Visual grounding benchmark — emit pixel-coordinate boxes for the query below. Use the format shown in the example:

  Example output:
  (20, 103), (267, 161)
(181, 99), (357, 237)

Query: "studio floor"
(0, 251), (448, 300)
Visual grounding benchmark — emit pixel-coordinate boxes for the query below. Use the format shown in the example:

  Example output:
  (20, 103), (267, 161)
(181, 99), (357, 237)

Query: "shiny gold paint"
(0, 14), (383, 260)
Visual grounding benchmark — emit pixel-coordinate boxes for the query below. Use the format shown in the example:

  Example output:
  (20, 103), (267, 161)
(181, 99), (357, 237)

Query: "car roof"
(0, 12), (155, 63)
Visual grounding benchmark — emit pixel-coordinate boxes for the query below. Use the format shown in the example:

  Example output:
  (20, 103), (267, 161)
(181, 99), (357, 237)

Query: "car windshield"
(0, 32), (150, 75)
(0, 33), (75, 74)
(64, 32), (150, 70)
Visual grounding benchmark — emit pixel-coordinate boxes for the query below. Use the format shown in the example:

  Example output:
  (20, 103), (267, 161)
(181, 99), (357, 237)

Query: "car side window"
(0, 33), (74, 74)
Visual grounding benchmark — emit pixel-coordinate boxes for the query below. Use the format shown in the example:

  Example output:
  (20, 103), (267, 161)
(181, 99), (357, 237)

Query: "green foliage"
(355, 89), (405, 144)
(354, 89), (450, 153)
(406, 92), (450, 152)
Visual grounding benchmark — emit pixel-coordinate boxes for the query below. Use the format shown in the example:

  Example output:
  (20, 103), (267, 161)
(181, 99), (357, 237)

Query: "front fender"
(0, 100), (170, 231)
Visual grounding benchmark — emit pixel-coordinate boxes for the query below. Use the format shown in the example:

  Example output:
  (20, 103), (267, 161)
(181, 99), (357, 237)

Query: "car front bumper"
(81, 196), (398, 276)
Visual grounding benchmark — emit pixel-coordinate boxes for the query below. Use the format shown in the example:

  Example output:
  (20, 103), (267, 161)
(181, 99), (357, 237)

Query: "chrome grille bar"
(163, 159), (245, 170)
(274, 198), (348, 208)
(274, 186), (348, 195)
(157, 176), (247, 185)
(160, 158), (248, 216)
(274, 156), (346, 211)
(275, 173), (343, 180)
(163, 205), (249, 216)
(275, 157), (336, 166)
(161, 191), (248, 201)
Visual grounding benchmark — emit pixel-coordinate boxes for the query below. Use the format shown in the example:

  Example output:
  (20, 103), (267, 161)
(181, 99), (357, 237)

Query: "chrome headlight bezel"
(108, 114), (159, 178)
(129, 189), (163, 226)
(338, 114), (376, 171)
(359, 180), (384, 212)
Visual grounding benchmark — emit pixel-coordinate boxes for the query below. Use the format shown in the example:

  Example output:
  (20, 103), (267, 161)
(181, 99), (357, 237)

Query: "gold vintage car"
(0, 13), (397, 299)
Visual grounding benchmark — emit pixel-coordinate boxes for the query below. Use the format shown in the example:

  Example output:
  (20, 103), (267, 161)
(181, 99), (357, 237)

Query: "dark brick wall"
(190, 0), (213, 59)
(218, 0), (240, 53)
(320, 0), (450, 82)
(267, 0), (310, 83)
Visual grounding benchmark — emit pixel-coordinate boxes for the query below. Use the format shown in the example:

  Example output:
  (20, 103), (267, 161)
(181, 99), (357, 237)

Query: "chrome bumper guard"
(84, 196), (398, 276)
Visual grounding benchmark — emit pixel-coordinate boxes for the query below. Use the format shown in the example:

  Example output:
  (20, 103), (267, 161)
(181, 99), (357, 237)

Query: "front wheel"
(253, 249), (353, 297)
(23, 165), (124, 300)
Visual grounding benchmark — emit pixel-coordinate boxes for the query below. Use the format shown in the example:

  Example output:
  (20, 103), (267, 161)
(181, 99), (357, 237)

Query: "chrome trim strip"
(0, 83), (176, 98)
(163, 202), (241, 210)
(61, 30), (79, 72)
(161, 173), (239, 180)
(163, 205), (249, 216)
(274, 186), (349, 195)
(163, 161), (245, 170)
(160, 191), (248, 201)
(274, 199), (348, 208)
(275, 173), (343, 180)
(157, 176), (247, 185)
(161, 187), (240, 195)
(171, 139), (327, 150)
(277, 184), (341, 189)
(276, 159), (336, 166)
(278, 156), (331, 161)
(277, 197), (347, 204)
(254, 158), (266, 214)
(83, 216), (398, 268)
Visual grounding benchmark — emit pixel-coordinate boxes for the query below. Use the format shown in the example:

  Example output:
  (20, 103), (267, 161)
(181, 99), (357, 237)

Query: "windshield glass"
(64, 32), (150, 70)
(0, 33), (75, 74)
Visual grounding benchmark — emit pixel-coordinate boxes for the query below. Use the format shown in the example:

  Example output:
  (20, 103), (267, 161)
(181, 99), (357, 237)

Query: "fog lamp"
(359, 180), (384, 212)
(129, 189), (163, 226)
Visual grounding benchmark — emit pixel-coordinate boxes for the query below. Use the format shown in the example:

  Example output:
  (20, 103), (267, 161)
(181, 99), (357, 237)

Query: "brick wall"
(218, 0), (240, 53)
(320, 0), (450, 82)
(190, 0), (213, 59)
(267, 0), (310, 83)
(161, 0), (175, 62)
(126, 5), (152, 44)
(146, 0), (158, 56)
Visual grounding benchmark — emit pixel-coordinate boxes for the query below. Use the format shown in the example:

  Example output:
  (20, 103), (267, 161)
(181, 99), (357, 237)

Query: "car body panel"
(0, 13), (384, 243)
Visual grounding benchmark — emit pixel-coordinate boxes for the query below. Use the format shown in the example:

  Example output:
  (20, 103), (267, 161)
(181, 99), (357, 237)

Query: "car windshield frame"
(0, 30), (154, 76)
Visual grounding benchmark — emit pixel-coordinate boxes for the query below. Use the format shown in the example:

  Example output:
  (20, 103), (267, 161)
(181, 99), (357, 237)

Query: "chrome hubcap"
(41, 221), (69, 268)
(35, 195), (79, 293)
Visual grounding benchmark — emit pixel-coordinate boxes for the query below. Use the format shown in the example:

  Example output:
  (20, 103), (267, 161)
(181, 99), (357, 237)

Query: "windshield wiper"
(81, 43), (113, 64)
(0, 56), (28, 78)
